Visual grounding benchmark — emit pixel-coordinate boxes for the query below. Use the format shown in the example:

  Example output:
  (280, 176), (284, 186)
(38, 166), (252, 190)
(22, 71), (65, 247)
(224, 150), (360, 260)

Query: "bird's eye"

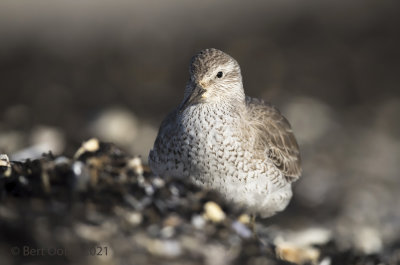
(216, 71), (223, 78)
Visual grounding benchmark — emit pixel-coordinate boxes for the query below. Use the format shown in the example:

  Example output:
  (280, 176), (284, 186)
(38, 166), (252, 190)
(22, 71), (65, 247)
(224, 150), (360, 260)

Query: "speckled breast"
(175, 106), (247, 184)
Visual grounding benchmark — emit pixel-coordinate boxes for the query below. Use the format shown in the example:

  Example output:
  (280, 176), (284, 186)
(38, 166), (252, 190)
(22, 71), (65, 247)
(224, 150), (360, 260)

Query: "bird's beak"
(179, 84), (206, 112)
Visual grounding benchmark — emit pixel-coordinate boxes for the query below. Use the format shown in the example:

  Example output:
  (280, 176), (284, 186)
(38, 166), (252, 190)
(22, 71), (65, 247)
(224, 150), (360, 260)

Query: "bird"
(149, 48), (301, 218)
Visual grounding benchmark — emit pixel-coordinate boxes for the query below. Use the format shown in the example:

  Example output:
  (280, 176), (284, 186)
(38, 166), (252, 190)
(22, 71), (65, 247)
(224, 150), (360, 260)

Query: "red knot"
(149, 48), (301, 217)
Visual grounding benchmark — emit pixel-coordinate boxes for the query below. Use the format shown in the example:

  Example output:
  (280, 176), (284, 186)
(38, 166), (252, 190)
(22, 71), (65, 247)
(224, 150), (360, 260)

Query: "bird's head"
(179, 48), (245, 112)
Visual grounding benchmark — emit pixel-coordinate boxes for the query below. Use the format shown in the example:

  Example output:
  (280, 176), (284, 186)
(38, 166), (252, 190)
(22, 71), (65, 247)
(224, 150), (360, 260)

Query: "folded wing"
(246, 97), (301, 181)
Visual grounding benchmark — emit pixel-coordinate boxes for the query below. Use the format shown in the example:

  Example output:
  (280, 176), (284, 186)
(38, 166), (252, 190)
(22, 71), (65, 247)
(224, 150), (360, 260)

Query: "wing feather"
(246, 97), (301, 181)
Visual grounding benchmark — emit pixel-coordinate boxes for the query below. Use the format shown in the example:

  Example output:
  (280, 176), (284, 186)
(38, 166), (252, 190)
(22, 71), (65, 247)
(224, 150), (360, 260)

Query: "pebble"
(354, 226), (383, 254)
(276, 227), (332, 247)
(319, 257), (331, 265)
(18, 176), (29, 185)
(160, 226), (175, 238)
(127, 157), (144, 175)
(126, 212), (143, 226)
(0, 154), (12, 177)
(191, 215), (206, 229)
(231, 221), (252, 238)
(238, 213), (251, 225)
(163, 215), (181, 227)
(54, 156), (70, 165)
(0, 154), (10, 166)
(74, 221), (117, 242)
(203, 201), (226, 223)
(275, 242), (320, 265)
(143, 238), (182, 258)
(72, 161), (90, 191)
(114, 207), (143, 226)
(152, 177), (165, 188)
(273, 228), (332, 264)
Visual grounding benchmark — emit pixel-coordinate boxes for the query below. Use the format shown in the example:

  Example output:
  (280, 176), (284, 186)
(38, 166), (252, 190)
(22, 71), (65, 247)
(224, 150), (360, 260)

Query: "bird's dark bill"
(179, 86), (206, 111)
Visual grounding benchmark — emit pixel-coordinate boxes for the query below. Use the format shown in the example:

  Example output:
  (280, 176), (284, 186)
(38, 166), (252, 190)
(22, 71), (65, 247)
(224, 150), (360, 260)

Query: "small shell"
(238, 214), (251, 225)
(74, 138), (100, 159)
(203, 201), (225, 223)
(0, 154), (12, 177)
(127, 157), (144, 175)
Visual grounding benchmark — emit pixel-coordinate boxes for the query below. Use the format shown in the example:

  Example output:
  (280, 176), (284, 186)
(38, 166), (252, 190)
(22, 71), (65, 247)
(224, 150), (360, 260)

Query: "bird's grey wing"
(246, 97), (301, 181)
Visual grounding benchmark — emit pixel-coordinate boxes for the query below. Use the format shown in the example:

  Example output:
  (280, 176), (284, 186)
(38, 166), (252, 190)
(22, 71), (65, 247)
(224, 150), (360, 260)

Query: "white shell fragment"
(0, 154), (10, 166)
(127, 157), (144, 175)
(74, 138), (100, 159)
(0, 154), (12, 177)
(203, 201), (226, 223)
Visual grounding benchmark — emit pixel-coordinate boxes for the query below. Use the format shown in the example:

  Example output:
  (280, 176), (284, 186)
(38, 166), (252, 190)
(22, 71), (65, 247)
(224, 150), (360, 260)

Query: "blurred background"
(0, 0), (399, 255)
